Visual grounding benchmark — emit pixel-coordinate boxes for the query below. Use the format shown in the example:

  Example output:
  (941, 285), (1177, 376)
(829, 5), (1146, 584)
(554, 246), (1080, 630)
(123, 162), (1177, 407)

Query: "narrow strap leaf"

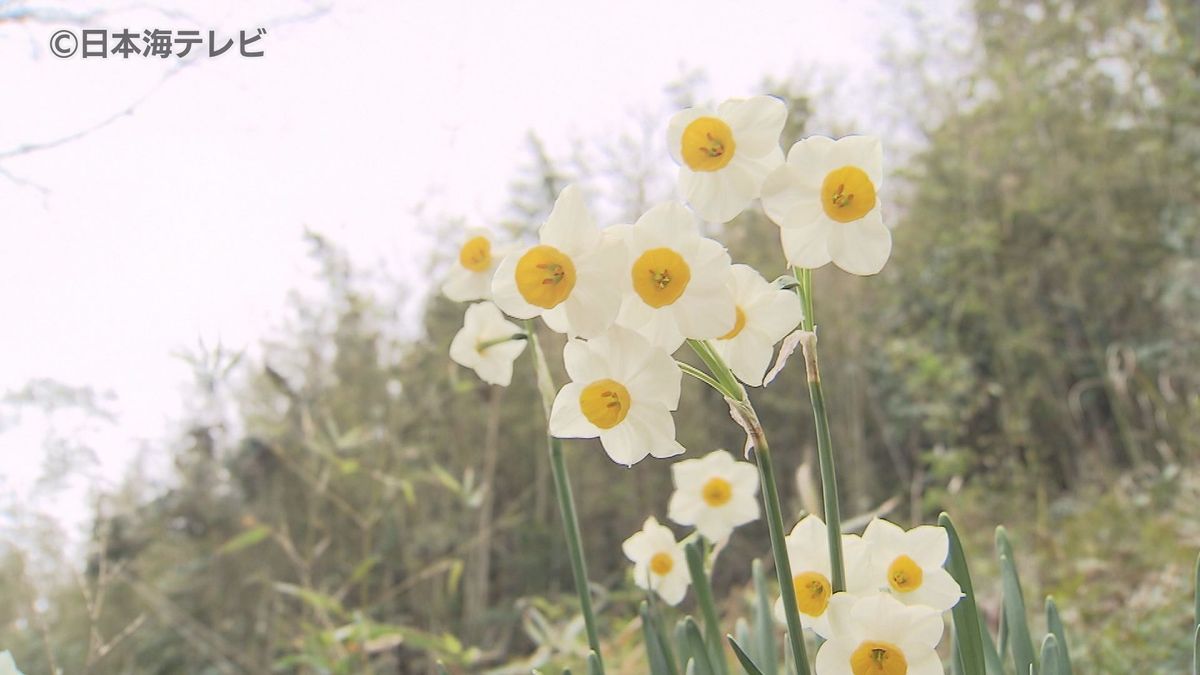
(1044, 597), (1073, 675)
(728, 635), (767, 675)
(686, 539), (729, 675)
(940, 513), (986, 675)
(1039, 635), (1060, 675)
(752, 559), (779, 675)
(684, 616), (717, 675)
(676, 617), (694, 668)
(997, 527), (1037, 675)
(641, 601), (679, 675)
(979, 607), (1006, 675)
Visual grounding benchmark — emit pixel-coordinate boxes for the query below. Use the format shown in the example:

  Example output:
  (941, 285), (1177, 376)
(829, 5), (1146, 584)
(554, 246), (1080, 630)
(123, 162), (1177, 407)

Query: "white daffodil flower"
(814, 592), (945, 675)
(0, 652), (25, 675)
(667, 449), (759, 543)
(448, 302), (527, 387)
(614, 202), (737, 353)
(492, 185), (622, 338)
(761, 135), (891, 276)
(668, 95), (786, 223)
(710, 264), (804, 386)
(621, 516), (691, 606)
(774, 515), (872, 636)
(549, 326), (684, 466)
(862, 518), (963, 611)
(442, 228), (509, 302)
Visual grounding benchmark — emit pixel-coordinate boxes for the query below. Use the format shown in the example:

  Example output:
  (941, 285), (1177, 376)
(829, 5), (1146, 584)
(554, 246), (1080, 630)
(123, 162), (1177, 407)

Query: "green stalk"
(689, 341), (810, 674)
(793, 268), (846, 592)
(527, 323), (604, 671)
(688, 339), (742, 399)
(755, 433), (812, 675)
(549, 437), (603, 665)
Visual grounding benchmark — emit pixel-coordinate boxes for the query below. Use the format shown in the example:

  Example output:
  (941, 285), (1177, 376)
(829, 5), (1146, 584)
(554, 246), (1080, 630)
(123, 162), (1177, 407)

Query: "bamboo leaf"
(752, 558), (779, 675)
(997, 527), (1036, 675)
(216, 524), (272, 556)
(273, 582), (346, 619)
(1044, 597), (1072, 675)
(940, 513), (986, 675)
(728, 635), (766, 675)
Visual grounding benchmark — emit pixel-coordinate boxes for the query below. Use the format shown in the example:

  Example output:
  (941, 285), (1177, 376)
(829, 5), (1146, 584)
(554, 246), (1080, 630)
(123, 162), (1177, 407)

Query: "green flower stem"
(687, 339), (743, 400)
(476, 333), (528, 352)
(689, 341), (811, 675)
(549, 436), (603, 665)
(750, 415), (812, 675)
(677, 360), (725, 393)
(793, 269), (847, 593)
(526, 323), (605, 670)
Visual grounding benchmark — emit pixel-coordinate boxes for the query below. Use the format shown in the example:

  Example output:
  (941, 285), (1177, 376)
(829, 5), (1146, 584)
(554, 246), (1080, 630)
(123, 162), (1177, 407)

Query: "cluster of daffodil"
(625, 468), (963, 675)
(440, 96), (1128, 675)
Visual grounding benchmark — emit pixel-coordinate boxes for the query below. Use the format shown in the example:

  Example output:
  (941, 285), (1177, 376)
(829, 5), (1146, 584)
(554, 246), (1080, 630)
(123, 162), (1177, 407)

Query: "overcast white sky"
(0, 0), (948, 537)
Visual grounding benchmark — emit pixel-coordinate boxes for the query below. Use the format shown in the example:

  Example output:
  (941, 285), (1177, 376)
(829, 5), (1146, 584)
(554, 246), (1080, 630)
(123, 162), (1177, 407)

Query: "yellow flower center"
(700, 477), (733, 506)
(850, 641), (907, 675)
(820, 166), (877, 223)
(681, 116), (736, 172)
(887, 554), (924, 593)
(515, 245), (577, 309)
(579, 378), (631, 430)
(649, 552), (674, 576)
(791, 571), (832, 617)
(632, 247), (691, 308)
(718, 306), (747, 340)
(458, 235), (492, 272)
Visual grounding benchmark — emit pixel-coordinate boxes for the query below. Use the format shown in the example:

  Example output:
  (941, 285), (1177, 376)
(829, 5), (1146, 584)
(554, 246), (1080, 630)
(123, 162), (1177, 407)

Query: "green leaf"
(951, 628), (964, 675)
(1039, 635), (1060, 675)
(751, 558), (779, 675)
(446, 558), (463, 595)
(1192, 624), (1198, 675)
(215, 524), (271, 556)
(676, 618), (693, 668)
(684, 616), (716, 675)
(940, 513), (986, 675)
(273, 582), (346, 619)
(1194, 552), (1200, 640)
(641, 602), (679, 675)
(435, 662), (449, 675)
(979, 608), (1005, 675)
(587, 650), (603, 675)
(996, 527), (1036, 675)
(686, 539), (728, 675)
(1044, 597), (1073, 675)
(735, 618), (751, 660)
(727, 635), (766, 675)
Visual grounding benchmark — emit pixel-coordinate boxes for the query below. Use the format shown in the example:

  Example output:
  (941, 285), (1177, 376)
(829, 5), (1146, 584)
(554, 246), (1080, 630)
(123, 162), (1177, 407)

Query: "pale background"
(0, 0), (946, 536)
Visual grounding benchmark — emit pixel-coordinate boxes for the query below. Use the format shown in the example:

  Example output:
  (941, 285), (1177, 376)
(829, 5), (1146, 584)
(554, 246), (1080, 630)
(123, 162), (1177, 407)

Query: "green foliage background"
(1, 1), (1197, 673)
